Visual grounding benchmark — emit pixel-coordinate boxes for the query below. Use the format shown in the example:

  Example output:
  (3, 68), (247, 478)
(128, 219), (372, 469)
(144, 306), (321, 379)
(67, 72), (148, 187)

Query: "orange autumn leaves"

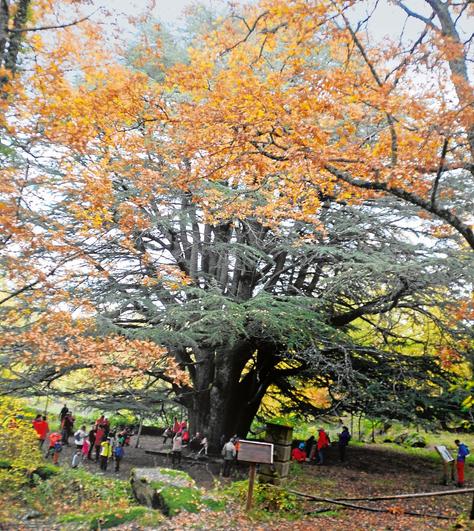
(0, 309), (189, 387)
(1, 0), (473, 389)
(166, 0), (472, 230)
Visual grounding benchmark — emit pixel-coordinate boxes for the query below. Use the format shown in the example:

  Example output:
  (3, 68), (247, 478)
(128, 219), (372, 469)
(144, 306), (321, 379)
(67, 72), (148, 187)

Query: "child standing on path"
(114, 444), (124, 472)
(45, 432), (61, 459)
(52, 438), (62, 465)
(99, 437), (113, 471)
(82, 438), (90, 461)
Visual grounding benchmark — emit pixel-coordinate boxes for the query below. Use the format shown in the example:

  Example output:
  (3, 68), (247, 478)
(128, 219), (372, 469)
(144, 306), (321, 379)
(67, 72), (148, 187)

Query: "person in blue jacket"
(338, 426), (351, 462)
(455, 439), (470, 487)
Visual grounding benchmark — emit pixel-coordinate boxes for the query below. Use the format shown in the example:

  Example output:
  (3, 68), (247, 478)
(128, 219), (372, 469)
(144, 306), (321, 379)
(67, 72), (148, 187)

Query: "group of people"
(163, 417), (209, 465)
(33, 405), (133, 473)
(292, 426), (351, 464)
(33, 408), (471, 488)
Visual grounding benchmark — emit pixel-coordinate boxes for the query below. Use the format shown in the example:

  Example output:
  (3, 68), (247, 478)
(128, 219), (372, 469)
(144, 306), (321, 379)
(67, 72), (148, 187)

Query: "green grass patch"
(59, 506), (164, 529)
(32, 463), (59, 480)
(0, 459), (11, 469)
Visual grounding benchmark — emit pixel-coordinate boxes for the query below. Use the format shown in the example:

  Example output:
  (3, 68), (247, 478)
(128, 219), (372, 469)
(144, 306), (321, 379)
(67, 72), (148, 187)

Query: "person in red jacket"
(172, 416), (180, 434)
(45, 432), (62, 461)
(291, 443), (307, 463)
(182, 429), (190, 445)
(33, 414), (49, 448)
(317, 428), (330, 465)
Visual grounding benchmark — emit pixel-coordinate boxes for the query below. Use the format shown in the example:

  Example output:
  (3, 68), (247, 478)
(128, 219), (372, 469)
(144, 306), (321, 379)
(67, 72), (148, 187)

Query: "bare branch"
(7, 11), (97, 33)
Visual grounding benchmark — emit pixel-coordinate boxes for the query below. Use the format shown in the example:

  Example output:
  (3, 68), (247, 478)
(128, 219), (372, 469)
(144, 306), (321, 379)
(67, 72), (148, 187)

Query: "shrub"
(0, 397), (43, 490)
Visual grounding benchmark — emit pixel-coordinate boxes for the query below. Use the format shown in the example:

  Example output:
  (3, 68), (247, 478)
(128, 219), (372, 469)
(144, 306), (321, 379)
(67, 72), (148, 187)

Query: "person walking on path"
(172, 432), (183, 466)
(338, 426), (351, 462)
(99, 438), (113, 471)
(317, 428), (330, 465)
(455, 439), (470, 487)
(221, 438), (237, 477)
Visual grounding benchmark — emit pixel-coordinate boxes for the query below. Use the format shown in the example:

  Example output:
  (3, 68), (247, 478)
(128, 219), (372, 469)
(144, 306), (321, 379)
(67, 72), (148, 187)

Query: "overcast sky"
(88, 0), (471, 52)
(93, 0), (227, 25)
(90, 0), (435, 41)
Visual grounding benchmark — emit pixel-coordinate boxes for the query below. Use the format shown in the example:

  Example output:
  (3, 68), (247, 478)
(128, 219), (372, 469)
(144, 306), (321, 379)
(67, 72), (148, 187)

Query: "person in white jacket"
(73, 425), (88, 451)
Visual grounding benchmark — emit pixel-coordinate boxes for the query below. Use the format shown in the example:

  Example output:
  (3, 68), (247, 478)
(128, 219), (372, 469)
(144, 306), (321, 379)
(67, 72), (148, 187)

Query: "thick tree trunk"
(186, 340), (276, 453)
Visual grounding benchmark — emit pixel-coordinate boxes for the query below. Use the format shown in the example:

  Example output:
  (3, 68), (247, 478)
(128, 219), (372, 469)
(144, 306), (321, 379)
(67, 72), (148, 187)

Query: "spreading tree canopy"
(0, 0), (472, 448)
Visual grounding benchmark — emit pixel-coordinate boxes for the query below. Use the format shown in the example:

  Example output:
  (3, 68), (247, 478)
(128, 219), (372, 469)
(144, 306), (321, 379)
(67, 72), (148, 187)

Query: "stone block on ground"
(131, 467), (223, 516)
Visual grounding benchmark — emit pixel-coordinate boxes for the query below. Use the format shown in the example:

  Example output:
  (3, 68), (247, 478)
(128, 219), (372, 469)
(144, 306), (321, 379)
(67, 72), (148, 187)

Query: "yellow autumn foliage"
(0, 397), (43, 490)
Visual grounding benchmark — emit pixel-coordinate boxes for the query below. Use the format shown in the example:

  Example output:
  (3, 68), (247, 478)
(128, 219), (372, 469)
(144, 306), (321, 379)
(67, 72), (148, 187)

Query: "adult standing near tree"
(317, 428), (330, 465)
(455, 439), (470, 487)
(338, 426), (351, 462)
(221, 437), (237, 477)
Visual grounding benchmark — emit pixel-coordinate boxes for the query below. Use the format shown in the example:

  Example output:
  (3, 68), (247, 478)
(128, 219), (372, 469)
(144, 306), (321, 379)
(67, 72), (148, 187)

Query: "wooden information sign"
(238, 440), (274, 465)
(236, 440), (274, 511)
(435, 445), (454, 463)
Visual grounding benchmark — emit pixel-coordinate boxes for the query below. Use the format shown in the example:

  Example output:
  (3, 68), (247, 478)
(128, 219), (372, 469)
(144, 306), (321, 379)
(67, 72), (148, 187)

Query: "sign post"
(246, 463), (257, 512)
(237, 440), (274, 512)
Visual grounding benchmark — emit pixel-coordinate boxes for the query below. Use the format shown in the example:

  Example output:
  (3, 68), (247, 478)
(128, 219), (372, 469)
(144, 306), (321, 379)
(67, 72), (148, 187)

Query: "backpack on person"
(54, 442), (62, 453)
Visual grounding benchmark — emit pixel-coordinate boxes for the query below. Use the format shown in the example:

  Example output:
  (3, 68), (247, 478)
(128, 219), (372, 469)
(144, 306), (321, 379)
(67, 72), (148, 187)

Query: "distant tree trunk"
(358, 415), (362, 441)
(135, 417), (143, 448)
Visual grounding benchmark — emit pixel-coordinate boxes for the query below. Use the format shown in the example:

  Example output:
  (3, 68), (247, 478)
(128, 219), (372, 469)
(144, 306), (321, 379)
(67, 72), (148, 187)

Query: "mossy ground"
(0, 466), (164, 528)
(148, 471), (225, 516)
